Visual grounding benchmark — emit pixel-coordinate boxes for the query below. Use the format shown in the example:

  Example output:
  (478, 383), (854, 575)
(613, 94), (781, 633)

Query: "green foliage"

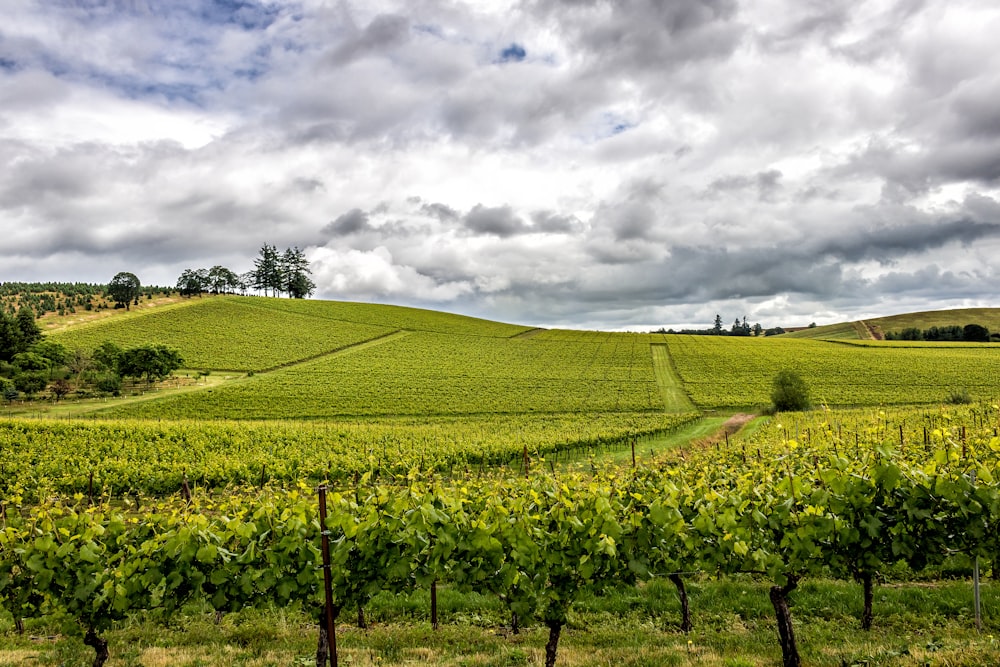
(94, 373), (122, 395)
(4, 404), (1000, 666)
(0, 412), (696, 498)
(176, 268), (208, 296)
(770, 369), (811, 413)
(963, 323), (990, 342)
(945, 388), (972, 405)
(885, 323), (991, 342)
(15, 307), (41, 348)
(0, 307), (42, 362)
(118, 344), (183, 384)
(92, 341), (123, 374)
(12, 351), (49, 372)
(30, 340), (68, 368)
(107, 272), (141, 310)
(13, 371), (47, 397)
(1, 379), (17, 403)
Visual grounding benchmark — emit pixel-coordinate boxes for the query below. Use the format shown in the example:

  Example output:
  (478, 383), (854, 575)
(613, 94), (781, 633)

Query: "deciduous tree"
(108, 272), (141, 310)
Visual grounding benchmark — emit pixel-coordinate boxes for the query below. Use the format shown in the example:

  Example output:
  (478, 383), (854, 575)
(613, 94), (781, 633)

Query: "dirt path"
(856, 320), (883, 340)
(691, 412), (756, 447)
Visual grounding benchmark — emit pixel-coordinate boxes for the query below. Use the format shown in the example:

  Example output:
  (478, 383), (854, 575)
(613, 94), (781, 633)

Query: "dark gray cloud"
(327, 14), (411, 66)
(707, 170), (783, 201)
(810, 212), (1000, 264)
(420, 202), (460, 221)
(531, 0), (744, 70)
(463, 204), (528, 237)
(323, 208), (372, 236)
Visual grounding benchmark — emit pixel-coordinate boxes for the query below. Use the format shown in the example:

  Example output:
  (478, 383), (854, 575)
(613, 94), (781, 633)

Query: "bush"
(96, 374), (122, 396)
(945, 388), (972, 405)
(770, 369), (811, 412)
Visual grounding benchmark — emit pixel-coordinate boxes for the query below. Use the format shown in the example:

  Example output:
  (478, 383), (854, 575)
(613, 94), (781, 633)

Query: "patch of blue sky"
(192, 0), (283, 31)
(58, 0), (283, 32)
(413, 23), (446, 39)
(496, 42), (526, 63)
(96, 75), (211, 105)
(575, 112), (638, 144)
(602, 111), (637, 136)
(610, 121), (636, 135)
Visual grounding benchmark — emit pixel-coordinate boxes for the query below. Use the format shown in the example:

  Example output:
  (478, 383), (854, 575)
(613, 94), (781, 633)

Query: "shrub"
(945, 388), (972, 405)
(770, 369), (811, 412)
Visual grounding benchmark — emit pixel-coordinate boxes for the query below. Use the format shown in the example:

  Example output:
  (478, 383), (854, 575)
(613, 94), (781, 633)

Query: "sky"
(2, 0), (1000, 331)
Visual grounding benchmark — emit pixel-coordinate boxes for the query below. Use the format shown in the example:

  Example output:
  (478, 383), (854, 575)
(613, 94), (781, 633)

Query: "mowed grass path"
(650, 343), (695, 411)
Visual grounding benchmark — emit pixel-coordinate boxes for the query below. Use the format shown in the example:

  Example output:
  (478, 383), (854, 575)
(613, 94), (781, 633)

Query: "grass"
(592, 414), (737, 467)
(651, 344), (696, 412)
(2, 578), (996, 666)
(781, 321), (863, 340)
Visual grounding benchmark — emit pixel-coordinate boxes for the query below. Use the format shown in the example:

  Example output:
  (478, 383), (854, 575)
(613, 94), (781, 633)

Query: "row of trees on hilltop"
(654, 314), (781, 336)
(176, 245), (315, 299)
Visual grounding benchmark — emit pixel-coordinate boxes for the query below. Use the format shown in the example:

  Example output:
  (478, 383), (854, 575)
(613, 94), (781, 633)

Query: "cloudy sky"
(3, 0), (1000, 330)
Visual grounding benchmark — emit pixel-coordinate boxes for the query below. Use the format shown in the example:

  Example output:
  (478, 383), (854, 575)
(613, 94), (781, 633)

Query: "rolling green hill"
(48, 295), (531, 372)
(781, 307), (1000, 340)
(30, 297), (1000, 417)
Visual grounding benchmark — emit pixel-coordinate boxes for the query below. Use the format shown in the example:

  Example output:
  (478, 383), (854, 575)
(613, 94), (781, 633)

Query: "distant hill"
(781, 307), (1000, 341)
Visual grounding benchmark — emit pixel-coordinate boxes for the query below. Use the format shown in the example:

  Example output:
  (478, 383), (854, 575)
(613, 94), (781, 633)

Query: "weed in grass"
(479, 647), (530, 667)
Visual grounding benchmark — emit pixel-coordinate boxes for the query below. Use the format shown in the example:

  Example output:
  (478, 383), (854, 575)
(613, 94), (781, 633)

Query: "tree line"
(653, 314), (790, 337)
(2, 281), (172, 318)
(176, 245), (316, 299)
(884, 323), (994, 342)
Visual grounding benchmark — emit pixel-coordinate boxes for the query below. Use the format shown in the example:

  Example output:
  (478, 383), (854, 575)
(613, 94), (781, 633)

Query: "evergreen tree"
(252, 244), (283, 296)
(16, 307), (42, 348)
(281, 246), (316, 299)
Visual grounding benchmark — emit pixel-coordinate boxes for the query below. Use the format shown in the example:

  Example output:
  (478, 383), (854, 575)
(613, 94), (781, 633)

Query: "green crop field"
(93, 328), (666, 419)
(0, 411), (695, 499)
(49, 297), (397, 371)
(658, 333), (1000, 408)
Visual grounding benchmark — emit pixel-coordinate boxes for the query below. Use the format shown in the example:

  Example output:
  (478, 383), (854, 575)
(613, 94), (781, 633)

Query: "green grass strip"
(651, 343), (695, 412)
